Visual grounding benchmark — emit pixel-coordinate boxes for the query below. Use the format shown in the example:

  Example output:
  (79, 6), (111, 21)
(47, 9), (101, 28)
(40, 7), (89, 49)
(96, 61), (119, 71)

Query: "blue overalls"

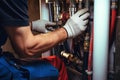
(0, 29), (59, 80)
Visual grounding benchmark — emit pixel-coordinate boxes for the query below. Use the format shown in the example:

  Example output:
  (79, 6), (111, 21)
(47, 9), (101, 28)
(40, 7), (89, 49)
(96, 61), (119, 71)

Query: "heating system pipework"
(43, 0), (118, 80)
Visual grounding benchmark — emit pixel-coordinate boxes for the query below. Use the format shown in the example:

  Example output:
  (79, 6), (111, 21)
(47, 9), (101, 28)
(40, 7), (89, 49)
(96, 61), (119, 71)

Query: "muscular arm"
(4, 25), (67, 58)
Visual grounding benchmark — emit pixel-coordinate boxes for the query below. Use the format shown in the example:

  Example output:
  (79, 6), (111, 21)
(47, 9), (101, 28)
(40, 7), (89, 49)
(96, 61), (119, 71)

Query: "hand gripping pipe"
(93, 0), (110, 80)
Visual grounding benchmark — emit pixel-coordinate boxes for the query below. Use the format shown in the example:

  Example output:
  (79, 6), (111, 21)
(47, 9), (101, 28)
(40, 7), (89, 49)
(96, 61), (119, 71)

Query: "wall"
(28, 0), (40, 21)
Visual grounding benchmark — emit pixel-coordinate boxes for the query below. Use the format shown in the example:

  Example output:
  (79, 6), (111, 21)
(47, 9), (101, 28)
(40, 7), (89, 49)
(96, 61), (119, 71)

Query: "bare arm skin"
(4, 25), (67, 58)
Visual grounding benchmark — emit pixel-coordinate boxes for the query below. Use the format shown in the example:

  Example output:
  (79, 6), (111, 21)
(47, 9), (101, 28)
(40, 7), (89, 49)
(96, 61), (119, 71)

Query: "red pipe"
(109, 1), (117, 43)
(87, 22), (94, 80)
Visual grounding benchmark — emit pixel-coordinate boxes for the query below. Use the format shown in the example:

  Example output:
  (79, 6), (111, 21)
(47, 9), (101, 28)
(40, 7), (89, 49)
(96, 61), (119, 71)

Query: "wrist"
(58, 27), (68, 40)
(30, 21), (33, 30)
(62, 27), (69, 38)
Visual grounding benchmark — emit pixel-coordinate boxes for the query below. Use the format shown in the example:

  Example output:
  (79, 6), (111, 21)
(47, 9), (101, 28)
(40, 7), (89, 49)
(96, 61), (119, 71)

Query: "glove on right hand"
(63, 8), (90, 38)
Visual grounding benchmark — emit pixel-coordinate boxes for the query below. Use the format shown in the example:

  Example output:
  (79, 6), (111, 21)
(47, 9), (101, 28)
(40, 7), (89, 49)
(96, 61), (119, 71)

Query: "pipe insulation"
(93, 0), (110, 80)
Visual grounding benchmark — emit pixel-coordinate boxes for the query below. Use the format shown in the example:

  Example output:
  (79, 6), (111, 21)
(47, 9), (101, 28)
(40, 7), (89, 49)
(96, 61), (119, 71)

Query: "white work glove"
(32, 19), (56, 33)
(63, 8), (90, 38)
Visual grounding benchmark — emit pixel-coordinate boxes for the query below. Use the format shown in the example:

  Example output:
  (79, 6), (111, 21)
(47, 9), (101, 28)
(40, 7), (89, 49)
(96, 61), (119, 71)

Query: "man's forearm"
(4, 25), (67, 58)
(26, 27), (67, 56)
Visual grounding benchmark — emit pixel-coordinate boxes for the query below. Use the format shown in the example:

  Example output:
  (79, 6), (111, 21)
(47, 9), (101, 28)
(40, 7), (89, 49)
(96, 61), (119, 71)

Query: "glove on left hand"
(32, 19), (56, 33)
